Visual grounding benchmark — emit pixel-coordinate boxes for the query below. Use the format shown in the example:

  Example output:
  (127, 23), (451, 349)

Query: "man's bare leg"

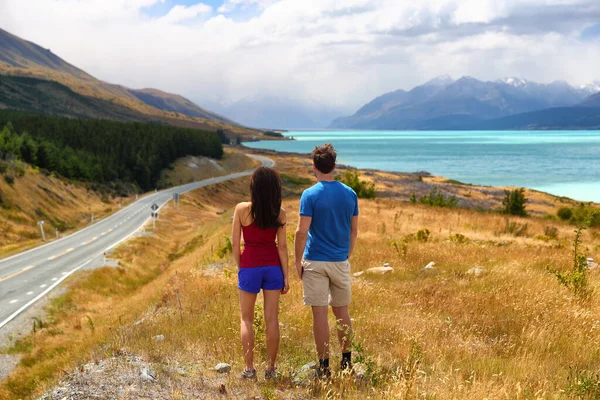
(332, 305), (353, 370)
(312, 305), (331, 377)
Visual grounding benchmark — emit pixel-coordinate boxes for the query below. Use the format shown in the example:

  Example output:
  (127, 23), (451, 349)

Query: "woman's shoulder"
(235, 201), (252, 211)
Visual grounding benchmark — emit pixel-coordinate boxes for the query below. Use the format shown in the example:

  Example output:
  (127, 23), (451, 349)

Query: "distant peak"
(497, 77), (529, 87)
(580, 81), (600, 94)
(423, 74), (454, 87)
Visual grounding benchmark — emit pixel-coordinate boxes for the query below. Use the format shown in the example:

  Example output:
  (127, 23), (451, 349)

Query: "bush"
(544, 225), (559, 238)
(335, 170), (375, 199)
(547, 214), (597, 301)
(4, 174), (14, 185)
(411, 188), (458, 208)
(503, 219), (529, 237)
(558, 207), (573, 221)
(502, 188), (528, 216)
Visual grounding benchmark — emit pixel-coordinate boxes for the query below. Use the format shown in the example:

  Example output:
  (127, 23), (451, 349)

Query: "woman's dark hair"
(250, 167), (283, 229)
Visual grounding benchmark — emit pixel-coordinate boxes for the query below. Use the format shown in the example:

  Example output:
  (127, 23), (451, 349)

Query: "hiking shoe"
(265, 369), (277, 380)
(241, 368), (257, 380)
(316, 366), (331, 380)
(340, 358), (352, 372)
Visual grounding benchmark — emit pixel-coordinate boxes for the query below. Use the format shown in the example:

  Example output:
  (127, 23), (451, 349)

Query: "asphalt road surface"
(0, 155), (274, 331)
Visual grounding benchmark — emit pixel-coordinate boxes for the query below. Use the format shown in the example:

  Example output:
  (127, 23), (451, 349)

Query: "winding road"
(0, 155), (273, 331)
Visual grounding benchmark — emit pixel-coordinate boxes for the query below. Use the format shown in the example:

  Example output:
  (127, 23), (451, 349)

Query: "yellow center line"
(0, 265), (36, 283)
(82, 237), (98, 245)
(47, 248), (75, 261)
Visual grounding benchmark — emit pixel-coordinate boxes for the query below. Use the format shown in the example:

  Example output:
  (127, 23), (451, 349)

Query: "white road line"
(9, 300), (17, 304)
(51, 278), (57, 281)
(40, 284), (47, 288)
(62, 272), (67, 275)
(0, 260), (93, 330)
(26, 292), (33, 295)
(48, 248), (75, 260)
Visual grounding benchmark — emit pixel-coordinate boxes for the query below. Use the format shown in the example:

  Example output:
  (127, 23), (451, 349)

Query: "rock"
(353, 271), (365, 277)
(153, 335), (165, 342)
(364, 266), (394, 275)
(352, 362), (368, 379)
(424, 262), (436, 271)
(292, 361), (317, 386)
(467, 267), (485, 276)
(587, 258), (600, 269)
(214, 363), (231, 373)
(140, 366), (157, 382)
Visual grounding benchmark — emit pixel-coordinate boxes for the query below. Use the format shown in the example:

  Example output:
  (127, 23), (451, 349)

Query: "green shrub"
(411, 188), (458, 208)
(565, 366), (600, 399)
(547, 213), (597, 301)
(544, 226), (559, 239)
(335, 170), (375, 199)
(4, 174), (14, 185)
(503, 219), (529, 237)
(502, 188), (528, 216)
(558, 207), (573, 221)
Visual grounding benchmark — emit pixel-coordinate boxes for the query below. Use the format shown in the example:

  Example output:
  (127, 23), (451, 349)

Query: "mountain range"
(206, 96), (347, 130)
(0, 27), (255, 137)
(330, 75), (600, 130)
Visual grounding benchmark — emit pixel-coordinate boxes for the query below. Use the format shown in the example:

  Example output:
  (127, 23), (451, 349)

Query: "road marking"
(40, 284), (47, 288)
(51, 278), (57, 281)
(82, 237), (98, 245)
(47, 248), (75, 260)
(62, 272), (67, 275)
(0, 259), (92, 330)
(9, 300), (18, 304)
(26, 291), (33, 295)
(0, 265), (36, 283)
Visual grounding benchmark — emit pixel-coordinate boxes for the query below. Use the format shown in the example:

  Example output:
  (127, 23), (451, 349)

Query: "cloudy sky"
(1, 0), (600, 111)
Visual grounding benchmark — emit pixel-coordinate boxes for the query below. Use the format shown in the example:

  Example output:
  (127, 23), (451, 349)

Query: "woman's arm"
(231, 204), (242, 268)
(276, 208), (290, 294)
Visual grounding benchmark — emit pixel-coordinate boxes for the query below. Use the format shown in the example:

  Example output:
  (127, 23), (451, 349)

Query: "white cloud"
(0, 0), (599, 112)
(218, 0), (277, 14)
(159, 3), (212, 24)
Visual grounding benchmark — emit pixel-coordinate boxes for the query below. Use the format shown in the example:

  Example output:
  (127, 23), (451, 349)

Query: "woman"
(232, 167), (289, 380)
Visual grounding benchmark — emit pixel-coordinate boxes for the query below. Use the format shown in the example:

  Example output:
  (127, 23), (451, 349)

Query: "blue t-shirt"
(300, 180), (359, 262)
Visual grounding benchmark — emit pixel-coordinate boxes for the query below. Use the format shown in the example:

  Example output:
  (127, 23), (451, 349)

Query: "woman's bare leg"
(240, 289), (258, 371)
(263, 289), (281, 371)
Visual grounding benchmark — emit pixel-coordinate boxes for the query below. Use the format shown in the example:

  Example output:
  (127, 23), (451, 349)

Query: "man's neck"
(316, 173), (335, 182)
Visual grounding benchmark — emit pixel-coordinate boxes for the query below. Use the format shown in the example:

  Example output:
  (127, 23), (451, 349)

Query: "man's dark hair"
(311, 143), (337, 174)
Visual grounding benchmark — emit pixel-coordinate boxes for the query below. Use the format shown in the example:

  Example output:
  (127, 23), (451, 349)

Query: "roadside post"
(173, 193), (180, 207)
(151, 203), (159, 229)
(55, 227), (59, 239)
(91, 213), (94, 223)
(38, 220), (46, 241)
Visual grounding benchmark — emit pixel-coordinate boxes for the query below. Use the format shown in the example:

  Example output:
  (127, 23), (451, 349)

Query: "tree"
(502, 188), (528, 216)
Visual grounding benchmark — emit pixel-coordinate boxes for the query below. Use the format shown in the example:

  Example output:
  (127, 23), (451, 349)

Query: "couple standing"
(231, 143), (359, 380)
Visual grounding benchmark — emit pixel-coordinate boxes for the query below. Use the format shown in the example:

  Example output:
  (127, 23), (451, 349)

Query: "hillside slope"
(0, 28), (254, 137)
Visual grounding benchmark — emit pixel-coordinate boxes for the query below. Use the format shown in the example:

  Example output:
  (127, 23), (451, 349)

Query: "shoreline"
(241, 145), (599, 208)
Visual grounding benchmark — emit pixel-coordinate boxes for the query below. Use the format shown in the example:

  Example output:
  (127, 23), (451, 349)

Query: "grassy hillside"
(3, 151), (600, 399)
(0, 28), (260, 139)
(0, 164), (132, 258)
(0, 76), (149, 120)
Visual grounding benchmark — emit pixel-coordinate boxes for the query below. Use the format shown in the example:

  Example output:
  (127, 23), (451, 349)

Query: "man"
(295, 143), (359, 378)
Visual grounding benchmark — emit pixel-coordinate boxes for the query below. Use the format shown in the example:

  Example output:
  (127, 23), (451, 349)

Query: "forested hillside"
(0, 111), (223, 191)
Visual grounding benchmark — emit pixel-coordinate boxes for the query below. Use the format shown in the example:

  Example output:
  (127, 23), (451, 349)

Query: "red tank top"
(240, 221), (281, 268)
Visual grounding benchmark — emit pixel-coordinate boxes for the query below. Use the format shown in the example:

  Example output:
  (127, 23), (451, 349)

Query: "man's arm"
(294, 216), (312, 278)
(348, 215), (358, 259)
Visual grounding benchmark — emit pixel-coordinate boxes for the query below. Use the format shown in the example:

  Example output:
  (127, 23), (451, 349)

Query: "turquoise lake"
(243, 130), (600, 202)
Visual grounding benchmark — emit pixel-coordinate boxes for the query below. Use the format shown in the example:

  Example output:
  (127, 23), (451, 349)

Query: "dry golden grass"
(0, 166), (133, 258)
(3, 152), (600, 399)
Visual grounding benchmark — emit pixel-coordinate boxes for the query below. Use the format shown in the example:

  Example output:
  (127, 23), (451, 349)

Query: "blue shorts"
(238, 266), (284, 293)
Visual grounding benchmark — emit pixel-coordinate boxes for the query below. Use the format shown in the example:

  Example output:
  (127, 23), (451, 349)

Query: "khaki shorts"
(302, 259), (351, 307)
